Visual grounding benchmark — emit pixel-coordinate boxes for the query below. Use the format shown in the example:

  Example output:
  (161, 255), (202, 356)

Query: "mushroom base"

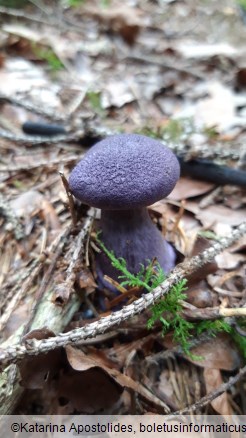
(96, 208), (176, 292)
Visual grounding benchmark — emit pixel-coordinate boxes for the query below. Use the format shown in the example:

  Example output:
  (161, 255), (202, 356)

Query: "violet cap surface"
(69, 133), (180, 209)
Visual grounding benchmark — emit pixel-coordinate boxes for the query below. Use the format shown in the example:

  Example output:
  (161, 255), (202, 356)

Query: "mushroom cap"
(69, 134), (180, 209)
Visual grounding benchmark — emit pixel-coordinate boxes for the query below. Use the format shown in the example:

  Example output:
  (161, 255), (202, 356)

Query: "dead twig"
(124, 54), (206, 81)
(0, 129), (81, 145)
(181, 302), (246, 320)
(0, 221), (245, 368)
(59, 171), (77, 228)
(0, 154), (78, 173)
(53, 209), (95, 298)
(0, 94), (66, 122)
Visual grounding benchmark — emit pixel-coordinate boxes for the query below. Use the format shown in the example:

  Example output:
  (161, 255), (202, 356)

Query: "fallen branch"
(0, 215), (93, 414)
(0, 154), (78, 173)
(0, 94), (67, 122)
(0, 129), (81, 145)
(182, 303), (246, 321)
(0, 221), (245, 368)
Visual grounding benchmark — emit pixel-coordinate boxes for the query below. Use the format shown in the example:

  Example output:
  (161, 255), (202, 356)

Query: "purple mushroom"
(69, 134), (180, 289)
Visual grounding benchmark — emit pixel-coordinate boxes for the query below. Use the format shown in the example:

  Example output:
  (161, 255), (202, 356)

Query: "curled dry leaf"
(65, 346), (170, 413)
(62, 345), (122, 413)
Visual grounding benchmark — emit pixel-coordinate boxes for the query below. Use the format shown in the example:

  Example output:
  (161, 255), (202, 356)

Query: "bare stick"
(59, 171), (77, 228)
(0, 94), (66, 122)
(181, 303), (246, 321)
(0, 129), (81, 145)
(0, 154), (78, 173)
(0, 221), (245, 368)
(0, 216), (93, 414)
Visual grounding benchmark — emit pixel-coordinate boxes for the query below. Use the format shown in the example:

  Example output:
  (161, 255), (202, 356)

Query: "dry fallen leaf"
(196, 205), (246, 227)
(58, 368), (122, 413)
(215, 251), (245, 270)
(11, 190), (44, 218)
(168, 177), (215, 201)
(187, 334), (241, 371)
(203, 368), (234, 415)
(66, 345), (170, 413)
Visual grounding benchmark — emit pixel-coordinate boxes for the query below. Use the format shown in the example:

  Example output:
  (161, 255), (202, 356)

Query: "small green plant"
(202, 125), (218, 140)
(197, 230), (221, 241)
(195, 319), (232, 337)
(96, 234), (165, 291)
(147, 279), (196, 356)
(96, 235), (246, 360)
(68, 0), (86, 6)
(86, 91), (105, 116)
(32, 45), (64, 71)
(237, 0), (246, 11)
(96, 235), (194, 354)
(138, 117), (219, 145)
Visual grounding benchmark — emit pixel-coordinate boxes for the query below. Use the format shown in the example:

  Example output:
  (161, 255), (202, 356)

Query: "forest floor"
(0, 0), (245, 416)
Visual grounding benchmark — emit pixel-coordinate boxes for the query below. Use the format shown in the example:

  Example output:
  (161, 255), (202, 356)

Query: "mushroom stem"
(96, 208), (176, 289)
